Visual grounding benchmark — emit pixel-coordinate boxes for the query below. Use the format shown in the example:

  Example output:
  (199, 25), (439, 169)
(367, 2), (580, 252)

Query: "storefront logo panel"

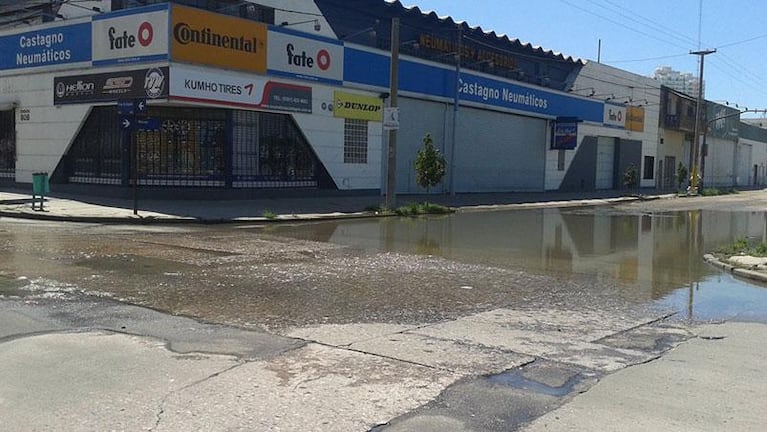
(171, 5), (267, 74)
(332, 91), (382, 121)
(0, 22), (91, 74)
(267, 28), (343, 84)
(92, 4), (169, 66)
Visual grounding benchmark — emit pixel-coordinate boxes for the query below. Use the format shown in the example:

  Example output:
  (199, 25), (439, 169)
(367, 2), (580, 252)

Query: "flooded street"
(3, 197), (767, 432)
(2, 202), (767, 328)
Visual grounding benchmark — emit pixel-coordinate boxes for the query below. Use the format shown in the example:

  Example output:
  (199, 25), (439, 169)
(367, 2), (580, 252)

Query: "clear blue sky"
(405, 0), (767, 118)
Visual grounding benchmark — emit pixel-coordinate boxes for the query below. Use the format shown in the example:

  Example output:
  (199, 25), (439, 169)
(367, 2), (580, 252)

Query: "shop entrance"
(0, 109), (14, 182)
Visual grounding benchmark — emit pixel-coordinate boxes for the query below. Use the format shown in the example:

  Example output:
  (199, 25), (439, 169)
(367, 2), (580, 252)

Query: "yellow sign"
(171, 4), (267, 74)
(333, 91), (383, 122)
(627, 106), (645, 132)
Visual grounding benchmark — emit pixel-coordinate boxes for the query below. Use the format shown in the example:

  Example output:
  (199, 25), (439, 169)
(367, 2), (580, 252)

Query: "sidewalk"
(0, 186), (664, 224)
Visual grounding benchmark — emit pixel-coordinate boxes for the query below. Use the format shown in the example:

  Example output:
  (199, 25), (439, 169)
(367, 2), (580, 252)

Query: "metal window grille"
(136, 106), (227, 187)
(344, 119), (368, 164)
(0, 110), (15, 180)
(64, 106), (122, 184)
(61, 106), (322, 189)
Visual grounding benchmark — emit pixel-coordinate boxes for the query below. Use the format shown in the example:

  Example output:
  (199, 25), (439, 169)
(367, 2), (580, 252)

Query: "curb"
(0, 194), (665, 225)
(703, 253), (767, 284)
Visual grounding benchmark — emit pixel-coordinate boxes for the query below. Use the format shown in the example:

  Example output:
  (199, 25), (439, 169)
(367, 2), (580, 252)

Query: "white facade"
(546, 61), (662, 190)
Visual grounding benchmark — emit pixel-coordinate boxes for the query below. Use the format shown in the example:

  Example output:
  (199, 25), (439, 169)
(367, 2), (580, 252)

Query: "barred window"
(344, 119), (368, 164)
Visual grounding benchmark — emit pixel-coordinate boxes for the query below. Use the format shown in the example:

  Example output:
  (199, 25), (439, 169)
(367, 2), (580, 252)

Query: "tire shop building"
(1, 0), (758, 197)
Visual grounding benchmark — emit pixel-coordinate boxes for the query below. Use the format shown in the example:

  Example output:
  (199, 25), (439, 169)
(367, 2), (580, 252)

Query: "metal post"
(385, 17), (399, 209)
(689, 49), (715, 193)
(449, 27), (461, 196)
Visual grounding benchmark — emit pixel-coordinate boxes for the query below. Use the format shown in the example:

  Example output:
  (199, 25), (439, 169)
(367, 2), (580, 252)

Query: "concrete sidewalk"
(0, 187), (663, 224)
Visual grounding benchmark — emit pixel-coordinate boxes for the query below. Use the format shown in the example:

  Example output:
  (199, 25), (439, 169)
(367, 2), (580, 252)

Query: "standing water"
(265, 207), (767, 322)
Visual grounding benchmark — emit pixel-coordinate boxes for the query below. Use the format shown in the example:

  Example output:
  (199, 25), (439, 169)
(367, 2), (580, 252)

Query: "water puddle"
(487, 367), (586, 397)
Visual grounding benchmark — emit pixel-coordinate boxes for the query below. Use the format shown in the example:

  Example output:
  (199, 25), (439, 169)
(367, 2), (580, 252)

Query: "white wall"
(556, 61), (662, 189)
(1, 70), (90, 182)
(293, 87), (383, 190)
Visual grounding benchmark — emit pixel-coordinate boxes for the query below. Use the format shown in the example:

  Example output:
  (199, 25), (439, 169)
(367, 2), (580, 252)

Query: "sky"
(404, 0), (767, 118)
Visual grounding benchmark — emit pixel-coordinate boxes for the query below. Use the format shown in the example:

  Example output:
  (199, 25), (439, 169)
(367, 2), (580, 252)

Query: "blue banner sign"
(552, 117), (579, 150)
(344, 47), (604, 123)
(0, 22), (91, 72)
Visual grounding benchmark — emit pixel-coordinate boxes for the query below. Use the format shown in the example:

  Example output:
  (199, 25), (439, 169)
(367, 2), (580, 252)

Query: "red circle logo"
(138, 22), (154, 47)
(317, 49), (331, 71)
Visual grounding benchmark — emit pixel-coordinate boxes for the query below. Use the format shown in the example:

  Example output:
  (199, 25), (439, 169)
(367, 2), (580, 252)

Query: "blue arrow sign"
(119, 115), (132, 130)
(135, 98), (147, 115)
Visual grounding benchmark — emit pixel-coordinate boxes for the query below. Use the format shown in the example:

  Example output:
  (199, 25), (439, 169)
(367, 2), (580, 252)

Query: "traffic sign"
(135, 98), (147, 116)
(383, 107), (400, 130)
(135, 117), (160, 131)
(117, 99), (135, 116)
(119, 115), (132, 130)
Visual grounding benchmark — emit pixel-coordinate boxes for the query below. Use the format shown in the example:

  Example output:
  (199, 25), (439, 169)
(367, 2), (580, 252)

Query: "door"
(595, 137), (615, 190)
(664, 156), (676, 189)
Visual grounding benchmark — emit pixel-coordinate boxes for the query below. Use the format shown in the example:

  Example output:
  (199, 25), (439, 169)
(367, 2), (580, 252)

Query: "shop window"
(0, 110), (15, 180)
(643, 156), (655, 180)
(344, 119), (368, 164)
(557, 149), (565, 171)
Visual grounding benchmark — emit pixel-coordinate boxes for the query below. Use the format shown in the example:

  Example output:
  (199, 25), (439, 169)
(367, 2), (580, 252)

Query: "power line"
(605, 53), (689, 64)
(558, 0), (691, 52)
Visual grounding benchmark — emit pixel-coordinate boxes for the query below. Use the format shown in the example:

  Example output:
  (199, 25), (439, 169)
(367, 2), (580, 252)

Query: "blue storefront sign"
(551, 117), (580, 150)
(344, 47), (604, 123)
(0, 22), (91, 72)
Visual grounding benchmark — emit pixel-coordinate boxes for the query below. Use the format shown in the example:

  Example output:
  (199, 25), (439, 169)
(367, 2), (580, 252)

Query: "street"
(1, 192), (766, 431)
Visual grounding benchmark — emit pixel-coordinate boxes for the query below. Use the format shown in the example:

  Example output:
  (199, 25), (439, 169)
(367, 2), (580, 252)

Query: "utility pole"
(448, 26), (461, 196)
(385, 17), (400, 209)
(689, 48), (715, 193)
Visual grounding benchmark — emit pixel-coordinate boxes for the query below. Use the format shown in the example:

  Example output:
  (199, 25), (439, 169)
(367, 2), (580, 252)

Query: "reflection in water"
(268, 208), (767, 322)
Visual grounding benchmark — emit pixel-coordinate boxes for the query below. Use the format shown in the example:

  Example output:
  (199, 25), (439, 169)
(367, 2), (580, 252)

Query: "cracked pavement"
(0, 293), (702, 431)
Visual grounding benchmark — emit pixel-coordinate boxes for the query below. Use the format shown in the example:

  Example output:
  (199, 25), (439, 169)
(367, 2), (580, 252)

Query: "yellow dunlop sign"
(333, 91), (383, 122)
(627, 106), (645, 132)
(171, 4), (267, 74)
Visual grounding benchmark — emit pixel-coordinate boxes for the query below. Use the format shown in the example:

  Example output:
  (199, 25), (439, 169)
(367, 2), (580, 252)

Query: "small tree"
(414, 134), (446, 193)
(676, 162), (688, 191)
(623, 163), (638, 190)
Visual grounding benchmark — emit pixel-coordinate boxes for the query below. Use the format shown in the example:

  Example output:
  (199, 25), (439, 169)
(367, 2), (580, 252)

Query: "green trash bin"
(32, 172), (49, 211)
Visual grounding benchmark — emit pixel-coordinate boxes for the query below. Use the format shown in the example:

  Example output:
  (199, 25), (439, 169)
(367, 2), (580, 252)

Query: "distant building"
(653, 66), (703, 97)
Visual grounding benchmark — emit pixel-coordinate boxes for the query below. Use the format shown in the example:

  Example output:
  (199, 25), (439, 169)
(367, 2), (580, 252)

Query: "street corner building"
(1, 0), (765, 198)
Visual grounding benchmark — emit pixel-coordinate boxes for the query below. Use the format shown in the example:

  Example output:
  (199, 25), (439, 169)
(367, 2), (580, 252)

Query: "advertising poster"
(170, 65), (311, 113)
(171, 4), (267, 74)
(53, 66), (169, 104)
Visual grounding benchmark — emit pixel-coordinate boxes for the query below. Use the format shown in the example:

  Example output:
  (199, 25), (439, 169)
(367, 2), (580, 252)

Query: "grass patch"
(394, 202), (452, 216)
(262, 210), (277, 219)
(700, 188), (739, 196)
(716, 237), (767, 257)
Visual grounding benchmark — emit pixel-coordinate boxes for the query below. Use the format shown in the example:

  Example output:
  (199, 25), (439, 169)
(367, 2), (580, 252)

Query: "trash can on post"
(32, 172), (49, 211)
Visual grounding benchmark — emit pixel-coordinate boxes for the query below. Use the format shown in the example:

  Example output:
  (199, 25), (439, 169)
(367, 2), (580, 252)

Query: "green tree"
(414, 134), (446, 193)
(623, 163), (638, 190)
(676, 162), (688, 191)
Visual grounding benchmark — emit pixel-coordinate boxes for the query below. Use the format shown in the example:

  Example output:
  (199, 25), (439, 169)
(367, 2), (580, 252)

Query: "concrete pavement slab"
(0, 332), (239, 432)
(411, 309), (667, 371)
(154, 343), (460, 432)
(281, 322), (414, 346)
(349, 332), (535, 375)
(522, 322), (767, 432)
